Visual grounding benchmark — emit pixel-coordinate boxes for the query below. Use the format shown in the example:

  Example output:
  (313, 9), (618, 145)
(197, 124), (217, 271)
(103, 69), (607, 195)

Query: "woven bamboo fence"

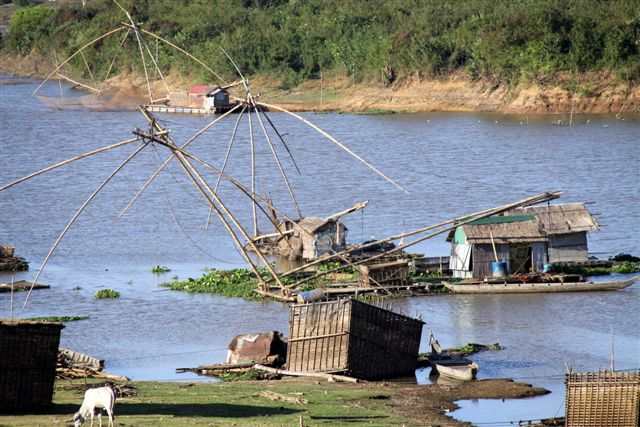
(566, 370), (640, 427)
(287, 299), (423, 379)
(0, 319), (64, 413)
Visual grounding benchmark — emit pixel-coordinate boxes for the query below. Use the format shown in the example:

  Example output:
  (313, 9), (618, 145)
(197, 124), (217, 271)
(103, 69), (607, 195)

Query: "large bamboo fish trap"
(357, 259), (409, 288)
(0, 320), (64, 412)
(565, 370), (640, 427)
(287, 299), (423, 380)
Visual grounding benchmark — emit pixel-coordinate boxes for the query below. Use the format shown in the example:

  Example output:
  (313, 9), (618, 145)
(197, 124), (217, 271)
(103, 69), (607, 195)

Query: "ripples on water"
(1, 76), (639, 422)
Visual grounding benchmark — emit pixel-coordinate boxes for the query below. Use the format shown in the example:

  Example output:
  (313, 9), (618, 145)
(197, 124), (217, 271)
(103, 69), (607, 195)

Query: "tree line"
(3, 0), (639, 87)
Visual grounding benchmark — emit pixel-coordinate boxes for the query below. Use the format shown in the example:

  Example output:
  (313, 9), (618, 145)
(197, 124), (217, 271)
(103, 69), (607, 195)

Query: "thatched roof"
(506, 203), (598, 235)
(460, 218), (546, 244)
(296, 217), (332, 233)
(448, 203), (598, 244)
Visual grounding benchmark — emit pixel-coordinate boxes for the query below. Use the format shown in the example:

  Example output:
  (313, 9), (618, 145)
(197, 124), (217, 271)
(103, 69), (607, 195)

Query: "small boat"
(442, 276), (638, 294)
(0, 280), (49, 293)
(433, 361), (479, 381)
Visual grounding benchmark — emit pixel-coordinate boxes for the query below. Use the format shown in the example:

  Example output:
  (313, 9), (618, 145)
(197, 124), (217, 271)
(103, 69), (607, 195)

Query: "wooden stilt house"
(448, 203), (599, 279)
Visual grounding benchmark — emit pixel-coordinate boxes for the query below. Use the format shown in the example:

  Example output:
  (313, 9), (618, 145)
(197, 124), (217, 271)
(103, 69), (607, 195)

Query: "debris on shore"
(0, 244), (28, 272)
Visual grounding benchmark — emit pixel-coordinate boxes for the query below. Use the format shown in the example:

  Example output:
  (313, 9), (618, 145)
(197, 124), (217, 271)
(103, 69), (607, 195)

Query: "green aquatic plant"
(161, 268), (263, 300)
(151, 265), (171, 274)
(611, 262), (640, 274)
(95, 289), (120, 299)
(216, 370), (263, 382)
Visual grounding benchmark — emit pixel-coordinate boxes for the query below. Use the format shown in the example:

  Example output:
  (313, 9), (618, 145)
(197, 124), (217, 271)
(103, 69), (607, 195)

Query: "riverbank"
(1, 52), (637, 115)
(0, 377), (549, 426)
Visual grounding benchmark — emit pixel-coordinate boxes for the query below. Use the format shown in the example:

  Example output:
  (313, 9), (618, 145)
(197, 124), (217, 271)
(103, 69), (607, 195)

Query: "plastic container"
(491, 261), (509, 278)
(296, 289), (326, 303)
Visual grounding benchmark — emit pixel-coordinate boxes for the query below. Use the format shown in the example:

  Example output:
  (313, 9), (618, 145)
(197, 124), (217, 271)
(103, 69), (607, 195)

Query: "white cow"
(73, 386), (116, 427)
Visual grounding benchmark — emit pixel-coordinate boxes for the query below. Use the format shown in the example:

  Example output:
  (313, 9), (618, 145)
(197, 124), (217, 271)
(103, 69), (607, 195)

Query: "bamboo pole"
(0, 137), (142, 191)
(54, 73), (100, 93)
(141, 28), (226, 85)
(252, 100), (302, 218)
(22, 142), (149, 309)
(278, 191), (561, 286)
(53, 50), (63, 98)
(32, 26), (126, 95)
(489, 229), (499, 262)
(100, 28), (131, 93)
(246, 100), (409, 194)
(139, 31), (171, 98)
(80, 50), (97, 90)
(206, 104), (247, 229)
(249, 103), (258, 237)
(259, 108), (301, 174)
(118, 103), (242, 217)
(139, 108), (285, 288)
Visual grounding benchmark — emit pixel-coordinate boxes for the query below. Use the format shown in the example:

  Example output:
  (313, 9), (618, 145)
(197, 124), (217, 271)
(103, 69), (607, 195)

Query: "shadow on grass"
(116, 402), (303, 418)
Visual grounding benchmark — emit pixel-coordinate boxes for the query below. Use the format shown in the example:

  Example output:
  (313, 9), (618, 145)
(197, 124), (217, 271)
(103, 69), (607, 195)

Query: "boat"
(433, 360), (479, 381)
(442, 276), (638, 294)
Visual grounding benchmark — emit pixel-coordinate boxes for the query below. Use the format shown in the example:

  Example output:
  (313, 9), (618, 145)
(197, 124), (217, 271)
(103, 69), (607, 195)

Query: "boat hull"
(433, 362), (478, 381)
(442, 276), (638, 294)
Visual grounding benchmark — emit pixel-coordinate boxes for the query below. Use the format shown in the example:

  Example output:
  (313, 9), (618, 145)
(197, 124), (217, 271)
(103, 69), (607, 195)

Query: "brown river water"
(1, 75), (639, 424)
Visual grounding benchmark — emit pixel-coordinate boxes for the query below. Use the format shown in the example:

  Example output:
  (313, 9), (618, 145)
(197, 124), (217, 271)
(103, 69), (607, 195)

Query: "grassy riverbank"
(0, 377), (549, 426)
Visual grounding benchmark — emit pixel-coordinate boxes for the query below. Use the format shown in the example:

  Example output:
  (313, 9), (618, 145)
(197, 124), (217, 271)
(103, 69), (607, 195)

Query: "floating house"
(277, 217), (348, 261)
(447, 203), (599, 279)
(161, 85), (236, 114)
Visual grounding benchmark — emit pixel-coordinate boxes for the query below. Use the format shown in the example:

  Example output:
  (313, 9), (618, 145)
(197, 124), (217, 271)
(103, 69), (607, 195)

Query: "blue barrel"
(296, 289), (326, 303)
(543, 263), (552, 273)
(491, 261), (509, 278)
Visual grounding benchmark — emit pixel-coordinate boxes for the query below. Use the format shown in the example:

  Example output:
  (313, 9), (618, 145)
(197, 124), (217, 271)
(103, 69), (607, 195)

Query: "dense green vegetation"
(549, 261), (640, 276)
(161, 267), (268, 300)
(3, 0), (639, 87)
(95, 288), (120, 299)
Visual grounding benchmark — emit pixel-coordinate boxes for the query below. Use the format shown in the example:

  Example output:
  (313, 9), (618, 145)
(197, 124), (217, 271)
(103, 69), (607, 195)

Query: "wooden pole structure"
(258, 108), (301, 174)
(0, 137), (142, 191)
(22, 141), (149, 309)
(249, 101), (258, 237)
(100, 28), (131, 93)
(278, 191), (561, 287)
(489, 228), (499, 262)
(52, 50), (63, 98)
(252, 101), (303, 218)
(138, 28), (171, 98)
(32, 26), (126, 95)
(80, 50), (97, 90)
(246, 100), (409, 194)
(54, 73), (100, 93)
(206, 104), (247, 230)
(140, 28), (226, 85)
(138, 108), (285, 289)
(118, 103), (242, 217)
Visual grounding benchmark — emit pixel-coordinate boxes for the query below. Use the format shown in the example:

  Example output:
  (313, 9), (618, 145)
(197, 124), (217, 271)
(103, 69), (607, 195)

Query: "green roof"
(467, 214), (536, 226)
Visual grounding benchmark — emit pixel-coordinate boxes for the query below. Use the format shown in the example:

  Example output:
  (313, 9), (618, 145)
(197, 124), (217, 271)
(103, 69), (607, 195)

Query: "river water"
(1, 75), (639, 424)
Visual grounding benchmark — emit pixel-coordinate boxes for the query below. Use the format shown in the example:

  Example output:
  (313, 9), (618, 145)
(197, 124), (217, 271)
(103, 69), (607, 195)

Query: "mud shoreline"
(1, 52), (638, 115)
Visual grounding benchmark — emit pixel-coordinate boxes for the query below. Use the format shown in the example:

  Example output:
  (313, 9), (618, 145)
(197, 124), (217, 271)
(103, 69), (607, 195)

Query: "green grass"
(0, 379), (401, 426)
(23, 315), (88, 322)
(95, 289), (120, 299)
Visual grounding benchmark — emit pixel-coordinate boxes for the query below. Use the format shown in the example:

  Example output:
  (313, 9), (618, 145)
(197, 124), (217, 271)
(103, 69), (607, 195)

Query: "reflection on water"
(1, 75), (639, 422)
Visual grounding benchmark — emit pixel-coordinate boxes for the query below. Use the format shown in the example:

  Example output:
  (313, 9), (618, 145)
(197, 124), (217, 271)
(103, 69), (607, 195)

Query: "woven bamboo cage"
(0, 319), (64, 413)
(287, 299), (423, 380)
(566, 370), (640, 427)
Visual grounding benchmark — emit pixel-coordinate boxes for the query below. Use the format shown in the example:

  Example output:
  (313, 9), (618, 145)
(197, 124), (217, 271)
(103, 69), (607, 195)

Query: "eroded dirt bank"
(2, 52), (637, 114)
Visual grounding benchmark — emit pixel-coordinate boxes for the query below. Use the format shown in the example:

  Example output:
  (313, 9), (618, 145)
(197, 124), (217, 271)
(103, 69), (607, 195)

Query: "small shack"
(448, 203), (598, 279)
(287, 299), (423, 380)
(0, 319), (64, 412)
(277, 217), (348, 261)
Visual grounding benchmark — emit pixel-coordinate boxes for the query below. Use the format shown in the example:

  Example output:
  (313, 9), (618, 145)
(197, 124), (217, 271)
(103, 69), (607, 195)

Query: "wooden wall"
(548, 232), (588, 263)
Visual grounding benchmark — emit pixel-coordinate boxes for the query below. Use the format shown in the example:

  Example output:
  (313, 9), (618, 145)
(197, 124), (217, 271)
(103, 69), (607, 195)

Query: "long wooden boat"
(442, 276), (638, 294)
(433, 361), (479, 381)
